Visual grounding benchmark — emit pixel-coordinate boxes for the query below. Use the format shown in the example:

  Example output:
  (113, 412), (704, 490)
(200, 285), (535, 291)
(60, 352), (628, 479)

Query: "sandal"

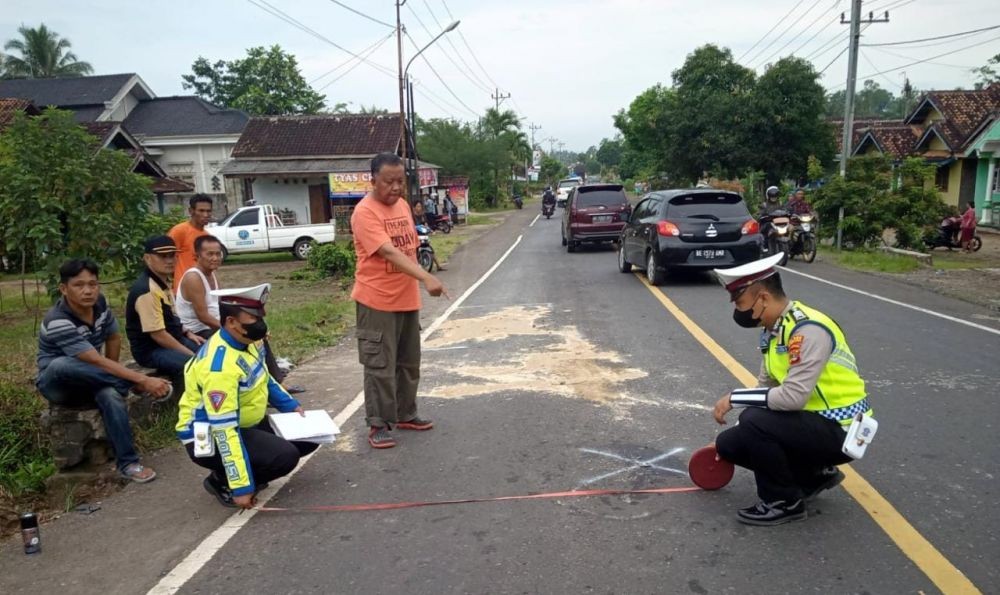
(284, 384), (307, 394)
(121, 462), (157, 483)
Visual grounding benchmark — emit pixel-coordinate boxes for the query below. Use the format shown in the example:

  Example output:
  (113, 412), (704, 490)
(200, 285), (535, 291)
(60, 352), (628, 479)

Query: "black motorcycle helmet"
(765, 186), (780, 201)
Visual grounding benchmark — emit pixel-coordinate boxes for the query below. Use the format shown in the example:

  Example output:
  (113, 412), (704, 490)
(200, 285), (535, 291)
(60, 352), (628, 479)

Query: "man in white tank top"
(176, 235), (223, 339)
(176, 236), (305, 394)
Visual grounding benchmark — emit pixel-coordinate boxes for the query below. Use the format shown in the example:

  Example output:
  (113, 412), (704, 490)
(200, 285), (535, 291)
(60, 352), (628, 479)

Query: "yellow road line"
(636, 274), (981, 595)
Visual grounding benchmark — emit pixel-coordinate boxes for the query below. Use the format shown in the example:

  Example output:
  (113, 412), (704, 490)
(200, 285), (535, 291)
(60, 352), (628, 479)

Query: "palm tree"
(3, 24), (93, 79)
(480, 108), (521, 139)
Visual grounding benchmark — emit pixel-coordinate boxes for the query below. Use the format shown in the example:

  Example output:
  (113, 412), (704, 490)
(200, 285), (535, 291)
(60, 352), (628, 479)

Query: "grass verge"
(819, 246), (921, 273)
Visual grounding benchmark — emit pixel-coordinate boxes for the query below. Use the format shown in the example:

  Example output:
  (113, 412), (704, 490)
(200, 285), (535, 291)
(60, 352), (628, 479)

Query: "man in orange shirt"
(168, 194), (214, 293)
(352, 153), (449, 449)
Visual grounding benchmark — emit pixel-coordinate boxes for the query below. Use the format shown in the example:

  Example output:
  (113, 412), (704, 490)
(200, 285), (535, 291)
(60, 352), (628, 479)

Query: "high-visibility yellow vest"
(764, 301), (872, 425)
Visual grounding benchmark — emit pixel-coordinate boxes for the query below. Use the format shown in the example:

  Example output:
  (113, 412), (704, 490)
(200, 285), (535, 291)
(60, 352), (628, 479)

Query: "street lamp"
(398, 19), (460, 201)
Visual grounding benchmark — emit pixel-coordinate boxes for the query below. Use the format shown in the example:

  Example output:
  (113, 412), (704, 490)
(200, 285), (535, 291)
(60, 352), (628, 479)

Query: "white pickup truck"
(207, 204), (335, 260)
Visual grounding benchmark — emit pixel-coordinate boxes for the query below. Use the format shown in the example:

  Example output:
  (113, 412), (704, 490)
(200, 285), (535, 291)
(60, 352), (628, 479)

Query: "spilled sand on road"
(422, 305), (662, 416)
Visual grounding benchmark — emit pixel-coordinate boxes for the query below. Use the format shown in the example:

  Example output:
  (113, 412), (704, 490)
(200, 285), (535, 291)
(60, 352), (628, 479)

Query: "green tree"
(595, 137), (623, 171)
(0, 108), (153, 292)
(182, 45), (325, 115)
(2, 24), (93, 79)
(971, 53), (1000, 90)
(539, 155), (565, 185)
(749, 57), (834, 181)
(825, 80), (916, 119)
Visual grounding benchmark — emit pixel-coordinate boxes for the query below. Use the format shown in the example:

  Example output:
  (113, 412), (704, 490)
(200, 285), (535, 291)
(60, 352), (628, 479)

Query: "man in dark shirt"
(126, 236), (205, 382)
(37, 259), (171, 482)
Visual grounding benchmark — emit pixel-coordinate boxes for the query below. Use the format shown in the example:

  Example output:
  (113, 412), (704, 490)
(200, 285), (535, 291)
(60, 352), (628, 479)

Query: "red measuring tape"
(257, 485), (702, 513)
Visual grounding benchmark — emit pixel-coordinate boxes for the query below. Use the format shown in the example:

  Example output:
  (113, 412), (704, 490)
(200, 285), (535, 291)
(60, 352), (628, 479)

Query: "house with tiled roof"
(0, 97), (192, 199)
(220, 114), (439, 233)
(0, 74), (248, 214)
(839, 83), (1000, 224)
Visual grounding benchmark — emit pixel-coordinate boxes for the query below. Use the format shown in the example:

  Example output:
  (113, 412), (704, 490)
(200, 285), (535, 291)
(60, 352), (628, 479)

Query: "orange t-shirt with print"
(350, 195), (421, 312)
(168, 221), (209, 293)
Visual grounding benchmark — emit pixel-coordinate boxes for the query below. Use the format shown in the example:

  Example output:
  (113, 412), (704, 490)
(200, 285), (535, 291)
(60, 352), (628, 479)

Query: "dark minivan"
(618, 189), (762, 284)
(561, 184), (631, 252)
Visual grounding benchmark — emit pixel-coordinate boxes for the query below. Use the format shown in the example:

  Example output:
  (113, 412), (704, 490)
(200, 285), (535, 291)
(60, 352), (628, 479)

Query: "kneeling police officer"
(176, 284), (317, 509)
(711, 253), (873, 526)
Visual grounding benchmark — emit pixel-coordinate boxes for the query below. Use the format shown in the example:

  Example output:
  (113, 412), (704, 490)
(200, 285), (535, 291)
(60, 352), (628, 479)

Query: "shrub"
(0, 384), (53, 496)
(305, 242), (356, 278)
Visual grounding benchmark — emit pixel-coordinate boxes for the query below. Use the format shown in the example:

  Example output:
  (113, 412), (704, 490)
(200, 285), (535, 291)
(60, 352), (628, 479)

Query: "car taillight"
(657, 221), (680, 236)
(742, 219), (760, 235)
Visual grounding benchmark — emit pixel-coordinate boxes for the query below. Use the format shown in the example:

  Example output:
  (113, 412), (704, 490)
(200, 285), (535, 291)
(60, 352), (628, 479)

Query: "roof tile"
(231, 114), (402, 158)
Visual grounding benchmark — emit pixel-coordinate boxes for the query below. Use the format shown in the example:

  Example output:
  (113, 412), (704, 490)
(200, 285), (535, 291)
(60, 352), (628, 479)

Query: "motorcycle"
(760, 209), (791, 265)
(789, 213), (818, 263)
(513, 194), (524, 209)
(416, 224), (435, 272)
(924, 222), (982, 252)
(542, 201), (555, 219)
(427, 211), (452, 234)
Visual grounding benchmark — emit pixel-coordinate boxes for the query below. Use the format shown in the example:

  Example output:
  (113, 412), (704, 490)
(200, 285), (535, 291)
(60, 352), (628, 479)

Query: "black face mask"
(732, 296), (764, 328)
(239, 318), (268, 341)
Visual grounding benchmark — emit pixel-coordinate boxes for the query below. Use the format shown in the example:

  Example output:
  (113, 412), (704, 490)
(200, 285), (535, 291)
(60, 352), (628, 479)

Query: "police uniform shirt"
(756, 302), (834, 410)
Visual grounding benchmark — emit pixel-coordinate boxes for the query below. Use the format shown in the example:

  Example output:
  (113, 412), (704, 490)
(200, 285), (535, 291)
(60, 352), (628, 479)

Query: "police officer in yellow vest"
(176, 283), (317, 509)
(711, 253), (872, 526)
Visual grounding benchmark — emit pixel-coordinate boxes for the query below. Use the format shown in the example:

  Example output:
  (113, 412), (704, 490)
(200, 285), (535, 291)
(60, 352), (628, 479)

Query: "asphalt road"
(174, 210), (999, 595)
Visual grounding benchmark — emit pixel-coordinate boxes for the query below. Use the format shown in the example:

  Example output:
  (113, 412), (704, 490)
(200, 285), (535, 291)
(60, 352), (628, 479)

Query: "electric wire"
(789, 2), (844, 58)
(738, 0), (808, 63)
(404, 30), (481, 117)
(327, 0), (395, 28)
(828, 33), (1000, 88)
(405, 2), (493, 94)
(309, 32), (395, 85)
(860, 49), (903, 87)
(315, 33), (395, 91)
(440, 0), (501, 88)
(861, 24), (1000, 48)
(868, 45), (974, 69)
(419, 0), (494, 92)
(749, 0), (828, 67)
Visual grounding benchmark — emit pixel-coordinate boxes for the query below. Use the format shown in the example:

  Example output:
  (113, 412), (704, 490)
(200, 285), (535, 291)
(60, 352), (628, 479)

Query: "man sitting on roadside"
(37, 259), (171, 482)
(175, 235), (304, 393)
(126, 236), (205, 384)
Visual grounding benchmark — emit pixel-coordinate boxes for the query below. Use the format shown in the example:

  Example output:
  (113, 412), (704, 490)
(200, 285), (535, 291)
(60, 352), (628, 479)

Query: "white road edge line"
(779, 265), (1000, 337)
(147, 234), (525, 595)
(529, 214), (540, 227)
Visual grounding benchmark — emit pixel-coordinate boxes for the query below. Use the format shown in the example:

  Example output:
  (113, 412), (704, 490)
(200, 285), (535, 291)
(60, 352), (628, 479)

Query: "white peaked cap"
(211, 283), (271, 316)
(713, 253), (785, 298)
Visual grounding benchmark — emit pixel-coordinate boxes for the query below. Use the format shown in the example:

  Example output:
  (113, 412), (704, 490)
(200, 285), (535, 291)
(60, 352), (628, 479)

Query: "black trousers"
(716, 408), (852, 503)
(185, 419), (318, 488)
(195, 330), (286, 383)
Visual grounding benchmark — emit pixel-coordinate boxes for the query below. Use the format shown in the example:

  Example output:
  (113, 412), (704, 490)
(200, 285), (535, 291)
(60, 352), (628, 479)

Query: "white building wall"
(251, 178), (313, 225)
(151, 142), (237, 195)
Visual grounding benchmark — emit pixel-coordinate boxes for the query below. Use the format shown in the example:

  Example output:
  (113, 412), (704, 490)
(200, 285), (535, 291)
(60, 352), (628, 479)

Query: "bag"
(842, 413), (878, 460)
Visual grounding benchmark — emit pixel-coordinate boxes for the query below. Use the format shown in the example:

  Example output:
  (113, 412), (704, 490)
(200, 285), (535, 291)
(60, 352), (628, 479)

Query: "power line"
(862, 24), (1000, 47)
(315, 33), (395, 91)
(758, 0), (841, 66)
(419, 0), (494, 92)
(404, 31), (480, 117)
(860, 49), (902, 87)
(309, 32), (395, 85)
(327, 0), (394, 28)
(405, 2), (492, 94)
(245, 0), (395, 77)
(750, 0), (828, 67)
(440, 0), (501, 88)
(867, 45), (973, 69)
(738, 0), (808, 62)
(791, 10), (844, 57)
(830, 33), (1000, 88)
(820, 45), (850, 73)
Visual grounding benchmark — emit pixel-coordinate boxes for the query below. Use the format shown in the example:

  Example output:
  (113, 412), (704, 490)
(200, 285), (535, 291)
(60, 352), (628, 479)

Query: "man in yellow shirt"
(176, 284), (317, 509)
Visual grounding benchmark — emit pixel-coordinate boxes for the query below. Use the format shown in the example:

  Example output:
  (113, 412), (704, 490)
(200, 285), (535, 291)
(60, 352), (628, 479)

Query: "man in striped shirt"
(36, 259), (171, 482)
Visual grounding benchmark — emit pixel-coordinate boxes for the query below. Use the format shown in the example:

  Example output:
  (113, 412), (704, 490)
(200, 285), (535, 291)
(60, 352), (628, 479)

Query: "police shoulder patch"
(788, 334), (804, 365)
(208, 390), (227, 411)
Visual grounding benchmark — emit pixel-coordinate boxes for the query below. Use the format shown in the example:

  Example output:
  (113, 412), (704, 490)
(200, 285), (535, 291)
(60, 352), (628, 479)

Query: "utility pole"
(491, 88), (511, 111)
(546, 137), (557, 153)
(529, 123), (542, 149)
(396, 0), (408, 200)
(837, 0), (889, 248)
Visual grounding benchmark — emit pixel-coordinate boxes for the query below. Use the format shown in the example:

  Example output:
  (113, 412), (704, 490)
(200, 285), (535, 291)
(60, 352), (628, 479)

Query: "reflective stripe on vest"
(764, 301), (872, 425)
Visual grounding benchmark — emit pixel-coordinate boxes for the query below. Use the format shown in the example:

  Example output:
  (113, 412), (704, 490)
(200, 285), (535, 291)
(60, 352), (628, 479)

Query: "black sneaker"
(203, 474), (236, 508)
(803, 468), (845, 502)
(737, 499), (807, 526)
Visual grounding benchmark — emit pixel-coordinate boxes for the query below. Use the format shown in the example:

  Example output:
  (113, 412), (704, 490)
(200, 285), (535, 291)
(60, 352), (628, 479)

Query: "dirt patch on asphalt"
(422, 305), (651, 418)
(889, 232), (1000, 310)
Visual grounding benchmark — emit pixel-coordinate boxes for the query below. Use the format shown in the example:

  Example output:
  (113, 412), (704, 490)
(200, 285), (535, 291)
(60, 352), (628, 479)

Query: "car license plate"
(593, 215), (612, 223)
(695, 249), (726, 260)
(801, 223), (811, 231)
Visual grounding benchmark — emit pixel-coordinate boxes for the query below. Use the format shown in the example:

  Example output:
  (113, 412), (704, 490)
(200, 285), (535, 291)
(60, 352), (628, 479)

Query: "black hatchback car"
(617, 189), (762, 284)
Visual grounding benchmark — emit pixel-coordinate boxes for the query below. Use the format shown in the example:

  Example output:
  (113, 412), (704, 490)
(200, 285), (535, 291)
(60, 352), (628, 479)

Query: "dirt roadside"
(886, 231), (1000, 311)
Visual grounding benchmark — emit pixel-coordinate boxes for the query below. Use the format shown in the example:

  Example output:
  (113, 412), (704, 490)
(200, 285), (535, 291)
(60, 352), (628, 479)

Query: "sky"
(3, 0), (999, 151)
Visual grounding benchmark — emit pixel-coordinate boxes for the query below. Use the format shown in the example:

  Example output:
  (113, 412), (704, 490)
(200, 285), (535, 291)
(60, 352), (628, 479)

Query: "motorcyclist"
(758, 186), (785, 252)
(786, 189), (813, 216)
(542, 186), (556, 210)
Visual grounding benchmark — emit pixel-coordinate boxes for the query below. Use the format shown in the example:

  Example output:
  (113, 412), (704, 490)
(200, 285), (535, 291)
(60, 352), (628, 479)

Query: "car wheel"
(567, 238), (576, 253)
(646, 251), (665, 285)
(561, 228), (567, 246)
(292, 239), (313, 260)
(618, 243), (632, 273)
